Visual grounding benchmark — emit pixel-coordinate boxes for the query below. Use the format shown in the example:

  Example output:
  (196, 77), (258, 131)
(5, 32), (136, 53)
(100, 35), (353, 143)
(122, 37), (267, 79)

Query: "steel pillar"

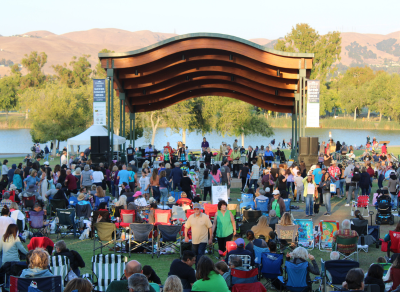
(130, 112), (136, 150)
(299, 69), (307, 137)
(120, 93), (126, 163)
(107, 69), (114, 163)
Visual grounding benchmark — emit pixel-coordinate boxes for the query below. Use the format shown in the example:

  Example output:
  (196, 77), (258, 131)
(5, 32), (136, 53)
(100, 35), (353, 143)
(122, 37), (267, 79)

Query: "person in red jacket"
(27, 236), (54, 254)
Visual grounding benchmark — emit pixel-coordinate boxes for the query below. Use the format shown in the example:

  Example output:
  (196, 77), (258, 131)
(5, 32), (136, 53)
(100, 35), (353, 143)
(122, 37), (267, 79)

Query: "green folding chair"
(333, 236), (359, 261)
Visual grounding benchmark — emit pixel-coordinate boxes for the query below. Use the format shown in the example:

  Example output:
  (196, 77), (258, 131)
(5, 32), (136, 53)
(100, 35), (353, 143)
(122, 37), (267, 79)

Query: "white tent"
(67, 125), (126, 152)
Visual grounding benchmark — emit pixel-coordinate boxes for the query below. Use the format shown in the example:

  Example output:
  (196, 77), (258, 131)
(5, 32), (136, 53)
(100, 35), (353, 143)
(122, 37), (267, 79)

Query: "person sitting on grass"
(143, 265), (162, 286)
(54, 240), (85, 277)
(20, 248), (53, 278)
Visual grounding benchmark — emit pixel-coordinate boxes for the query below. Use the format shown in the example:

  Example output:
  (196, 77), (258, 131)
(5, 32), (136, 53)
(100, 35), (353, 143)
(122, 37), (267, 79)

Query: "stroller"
(375, 190), (394, 225)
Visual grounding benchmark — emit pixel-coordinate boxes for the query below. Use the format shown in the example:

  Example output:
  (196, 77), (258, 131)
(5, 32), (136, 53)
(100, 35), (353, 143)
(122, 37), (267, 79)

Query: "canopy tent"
(67, 124), (126, 152)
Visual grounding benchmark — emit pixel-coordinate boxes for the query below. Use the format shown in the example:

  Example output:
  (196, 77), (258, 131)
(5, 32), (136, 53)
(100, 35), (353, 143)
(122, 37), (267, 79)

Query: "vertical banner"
(306, 80), (320, 128)
(93, 79), (106, 125)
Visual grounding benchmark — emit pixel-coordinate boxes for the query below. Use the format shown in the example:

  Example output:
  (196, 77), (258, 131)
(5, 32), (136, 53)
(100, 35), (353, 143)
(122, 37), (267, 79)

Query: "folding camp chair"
(114, 205), (124, 218)
(49, 255), (70, 286)
(230, 267), (259, 287)
(49, 199), (67, 216)
(94, 196), (111, 209)
(384, 230), (400, 257)
(75, 203), (91, 229)
(93, 210), (111, 223)
(350, 219), (369, 253)
(171, 191), (182, 202)
(253, 245), (270, 266)
(232, 281), (266, 292)
(319, 220), (339, 251)
(68, 196), (78, 207)
(228, 204), (238, 218)
(204, 203), (218, 219)
(218, 241), (237, 257)
(10, 275), (62, 292)
(129, 223), (154, 258)
(283, 198), (291, 213)
(228, 254), (252, 270)
(377, 263), (391, 277)
(276, 224), (299, 251)
(239, 193), (255, 211)
(351, 195), (369, 216)
(156, 224), (181, 257)
(28, 210), (49, 236)
(321, 259), (359, 292)
(155, 209), (172, 225)
(115, 209), (136, 228)
(93, 222), (117, 256)
(23, 196), (36, 210)
(280, 261), (309, 292)
(260, 252), (284, 289)
(89, 254), (127, 292)
(295, 219), (314, 249)
(55, 208), (78, 239)
(333, 236), (359, 261)
(255, 197), (269, 214)
(171, 205), (187, 221)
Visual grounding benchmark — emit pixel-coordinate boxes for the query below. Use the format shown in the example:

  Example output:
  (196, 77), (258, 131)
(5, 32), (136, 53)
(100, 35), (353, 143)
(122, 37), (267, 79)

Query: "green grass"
(0, 113), (31, 129)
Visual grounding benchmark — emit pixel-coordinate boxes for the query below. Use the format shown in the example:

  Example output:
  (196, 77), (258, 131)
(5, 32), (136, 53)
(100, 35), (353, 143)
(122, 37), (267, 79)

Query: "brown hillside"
(249, 38), (271, 45)
(22, 31), (56, 38)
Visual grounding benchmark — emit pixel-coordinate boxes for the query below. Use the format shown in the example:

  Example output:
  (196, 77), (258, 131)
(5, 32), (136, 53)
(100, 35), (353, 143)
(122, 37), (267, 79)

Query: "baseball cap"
(44, 161), (49, 165)
(56, 183), (62, 189)
(235, 238), (245, 246)
(272, 190), (280, 195)
(193, 203), (201, 209)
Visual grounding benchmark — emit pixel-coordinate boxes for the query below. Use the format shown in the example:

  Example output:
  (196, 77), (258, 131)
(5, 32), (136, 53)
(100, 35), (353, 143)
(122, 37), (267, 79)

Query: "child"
(133, 191), (147, 207)
(139, 170), (150, 200)
(143, 203), (157, 224)
(377, 256), (387, 264)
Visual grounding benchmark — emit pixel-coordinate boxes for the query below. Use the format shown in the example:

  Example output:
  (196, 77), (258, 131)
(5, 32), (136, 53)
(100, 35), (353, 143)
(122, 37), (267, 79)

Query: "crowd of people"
(0, 135), (397, 291)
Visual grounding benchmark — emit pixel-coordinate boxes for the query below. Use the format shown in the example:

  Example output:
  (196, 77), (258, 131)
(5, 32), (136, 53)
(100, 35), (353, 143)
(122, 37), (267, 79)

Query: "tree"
(53, 55), (92, 88)
(138, 110), (166, 146)
(0, 75), (19, 125)
(275, 23), (341, 82)
(20, 51), (47, 90)
(20, 82), (91, 143)
(340, 84), (367, 121)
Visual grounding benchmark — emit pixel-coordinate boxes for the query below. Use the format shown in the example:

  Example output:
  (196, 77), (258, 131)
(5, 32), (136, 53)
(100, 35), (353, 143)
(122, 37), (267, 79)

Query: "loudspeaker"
(91, 136), (110, 154)
(309, 137), (319, 155)
(298, 155), (319, 169)
(91, 153), (109, 164)
(243, 210), (262, 223)
(299, 137), (310, 156)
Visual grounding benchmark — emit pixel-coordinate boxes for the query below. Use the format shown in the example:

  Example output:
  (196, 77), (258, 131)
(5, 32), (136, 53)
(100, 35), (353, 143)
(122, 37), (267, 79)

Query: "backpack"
(31, 146), (36, 152)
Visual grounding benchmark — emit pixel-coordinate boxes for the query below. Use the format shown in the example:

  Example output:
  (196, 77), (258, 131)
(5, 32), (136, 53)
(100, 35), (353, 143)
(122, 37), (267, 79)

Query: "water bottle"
(121, 231), (126, 241)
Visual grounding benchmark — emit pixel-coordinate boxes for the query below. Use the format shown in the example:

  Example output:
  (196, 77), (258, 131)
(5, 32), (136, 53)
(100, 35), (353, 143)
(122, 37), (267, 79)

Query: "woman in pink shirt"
(211, 165), (221, 183)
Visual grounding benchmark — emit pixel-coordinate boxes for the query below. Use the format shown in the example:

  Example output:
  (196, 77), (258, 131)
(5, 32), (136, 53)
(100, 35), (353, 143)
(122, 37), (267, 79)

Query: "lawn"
(2, 151), (397, 284)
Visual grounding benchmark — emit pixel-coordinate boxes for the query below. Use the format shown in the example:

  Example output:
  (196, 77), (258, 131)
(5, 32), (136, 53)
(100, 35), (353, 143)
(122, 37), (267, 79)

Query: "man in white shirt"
(249, 159), (260, 190)
(294, 171), (304, 202)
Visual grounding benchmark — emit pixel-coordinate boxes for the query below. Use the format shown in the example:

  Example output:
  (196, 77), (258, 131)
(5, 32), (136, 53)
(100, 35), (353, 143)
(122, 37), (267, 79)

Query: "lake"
(1, 127), (400, 155)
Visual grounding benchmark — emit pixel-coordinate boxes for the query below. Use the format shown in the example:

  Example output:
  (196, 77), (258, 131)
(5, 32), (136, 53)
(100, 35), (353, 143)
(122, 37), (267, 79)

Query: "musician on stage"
(126, 144), (135, 163)
(145, 144), (153, 158)
(164, 142), (174, 164)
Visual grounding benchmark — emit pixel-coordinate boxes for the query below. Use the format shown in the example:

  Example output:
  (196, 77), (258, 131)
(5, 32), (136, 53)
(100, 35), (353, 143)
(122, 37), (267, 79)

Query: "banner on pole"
(306, 80), (320, 128)
(93, 79), (106, 125)
(212, 185), (228, 204)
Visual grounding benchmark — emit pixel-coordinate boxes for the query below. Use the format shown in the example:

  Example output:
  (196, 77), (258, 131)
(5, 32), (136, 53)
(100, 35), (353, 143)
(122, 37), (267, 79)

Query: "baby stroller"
(375, 190), (394, 225)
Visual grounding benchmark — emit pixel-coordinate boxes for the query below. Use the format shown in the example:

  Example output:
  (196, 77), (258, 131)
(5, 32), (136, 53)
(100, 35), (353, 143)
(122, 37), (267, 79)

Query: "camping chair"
(28, 210), (49, 236)
(230, 267), (259, 287)
(49, 255), (70, 286)
(385, 230), (400, 257)
(351, 195), (370, 216)
(280, 261), (309, 292)
(255, 197), (269, 214)
(49, 199), (67, 216)
(23, 196), (36, 210)
(232, 281), (266, 292)
(75, 203), (91, 229)
(283, 198), (291, 213)
(93, 210), (111, 223)
(295, 219), (315, 249)
(319, 220), (339, 251)
(171, 191), (182, 202)
(10, 275), (62, 292)
(156, 225), (181, 257)
(377, 263), (391, 277)
(129, 223), (154, 258)
(89, 254), (127, 292)
(114, 205), (124, 218)
(204, 203), (218, 219)
(55, 208), (78, 239)
(94, 196), (110, 209)
(171, 205), (187, 221)
(239, 193), (255, 212)
(68, 196), (78, 207)
(228, 254), (252, 270)
(218, 241), (237, 257)
(93, 222), (117, 256)
(321, 259), (359, 292)
(155, 209), (172, 225)
(115, 209), (136, 228)
(350, 219), (370, 253)
(260, 252), (284, 289)
(275, 224), (299, 252)
(228, 204), (238, 218)
(253, 245), (270, 266)
(333, 236), (359, 261)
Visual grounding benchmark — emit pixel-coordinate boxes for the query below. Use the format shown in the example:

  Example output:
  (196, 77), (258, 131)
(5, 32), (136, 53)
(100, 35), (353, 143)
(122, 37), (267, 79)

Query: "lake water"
(1, 127), (400, 155)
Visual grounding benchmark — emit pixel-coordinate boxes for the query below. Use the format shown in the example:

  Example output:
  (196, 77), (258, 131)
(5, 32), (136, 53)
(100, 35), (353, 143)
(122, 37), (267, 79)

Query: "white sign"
(306, 80), (320, 128)
(212, 185), (228, 204)
(93, 102), (106, 125)
(93, 79), (106, 125)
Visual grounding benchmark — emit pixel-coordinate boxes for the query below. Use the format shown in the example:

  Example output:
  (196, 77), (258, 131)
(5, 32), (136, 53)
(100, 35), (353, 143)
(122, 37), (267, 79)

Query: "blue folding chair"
(10, 275), (62, 292)
(261, 252), (284, 289)
(322, 259), (360, 292)
(284, 198), (291, 213)
(253, 245), (270, 265)
(95, 196), (110, 209)
(68, 196), (78, 207)
(280, 261), (309, 292)
(240, 193), (255, 210)
(171, 191), (182, 202)
(255, 197), (269, 214)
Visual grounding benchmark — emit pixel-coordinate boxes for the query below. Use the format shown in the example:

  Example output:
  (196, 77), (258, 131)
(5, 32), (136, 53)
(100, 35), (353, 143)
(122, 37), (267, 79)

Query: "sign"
(93, 79), (106, 125)
(212, 185), (228, 204)
(306, 80), (320, 128)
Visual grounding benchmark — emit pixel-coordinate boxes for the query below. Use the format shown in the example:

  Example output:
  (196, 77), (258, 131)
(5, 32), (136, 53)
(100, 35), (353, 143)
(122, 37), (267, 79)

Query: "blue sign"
(93, 79), (106, 102)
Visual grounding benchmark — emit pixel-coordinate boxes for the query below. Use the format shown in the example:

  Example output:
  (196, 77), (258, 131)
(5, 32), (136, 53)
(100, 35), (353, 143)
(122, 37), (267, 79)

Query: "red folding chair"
(22, 196), (36, 209)
(186, 209), (204, 218)
(155, 209), (172, 225)
(351, 195), (369, 216)
(115, 209), (136, 228)
(218, 240), (237, 257)
(387, 231), (400, 257)
(204, 203), (218, 219)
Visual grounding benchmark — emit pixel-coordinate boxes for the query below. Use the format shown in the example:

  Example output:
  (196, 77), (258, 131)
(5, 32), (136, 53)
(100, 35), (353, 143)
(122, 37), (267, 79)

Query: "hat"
(133, 191), (142, 198)
(193, 203), (201, 209)
(227, 144), (231, 147)
(27, 184), (37, 191)
(44, 161), (49, 166)
(265, 187), (270, 193)
(183, 161), (187, 165)
(125, 186), (130, 191)
(149, 197), (156, 204)
(168, 196), (176, 203)
(149, 144), (152, 146)
(235, 238), (245, 246)
(330, 160), (337, 165)
(272, 190), (280, 195)
(56, 183), (62, 189)
(78, 193), (85, 201)
(9, 184), (17, 191)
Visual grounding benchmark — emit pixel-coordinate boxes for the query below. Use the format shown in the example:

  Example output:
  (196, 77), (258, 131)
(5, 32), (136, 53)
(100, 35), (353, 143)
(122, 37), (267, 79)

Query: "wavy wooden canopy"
(99, 33), (314, 113)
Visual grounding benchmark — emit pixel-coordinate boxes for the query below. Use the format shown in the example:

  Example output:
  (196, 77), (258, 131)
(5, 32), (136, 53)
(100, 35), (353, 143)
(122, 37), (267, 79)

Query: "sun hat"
(272, 190), (280, 195)
(78, 193), (85, 201)
(9, 184), (17, 191)
(168, 196), (176, 203)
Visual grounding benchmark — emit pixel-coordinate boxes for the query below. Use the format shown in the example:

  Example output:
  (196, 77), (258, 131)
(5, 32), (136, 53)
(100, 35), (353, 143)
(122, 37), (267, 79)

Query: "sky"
(2, 0), (400, 39)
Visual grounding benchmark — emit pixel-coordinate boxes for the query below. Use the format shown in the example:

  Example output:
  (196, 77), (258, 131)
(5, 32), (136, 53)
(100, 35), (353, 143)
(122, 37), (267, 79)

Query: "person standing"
(303, 175), (317, 217)
(328, 160), (341, 198)
(44, 145), (50, 161)
(220, 161), (231, 200)
(320, 172), (332, 216)
(180, 170), (193, 200)
(268, 190), (285, 218)
(249, 159), (260, 190)
(64, 169), (78, 197)
(184, 203), (212, 265)
(201, 137), (209, 151)
(294, 170), (304, 202)
(312, 164), (323, 205)
(169, 162), (183, 191)
(230, 147), (241, 177)
(238, 163), (250, 192)
(2, 160), (9, 178)
(233, 139), (238, 149)
(117, 165), (132, 188)
(211, 200), (236, 252)
(126, 145), (135, 163)
(247, 146), (257, 166)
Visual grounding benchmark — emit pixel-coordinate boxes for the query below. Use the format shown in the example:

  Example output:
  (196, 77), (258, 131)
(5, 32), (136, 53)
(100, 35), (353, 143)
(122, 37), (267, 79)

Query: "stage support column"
(120, 92), (126, 163)
(107, 69), (114, 165)
(130, 112), (135, 150)
(300, 69), (307, 137)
